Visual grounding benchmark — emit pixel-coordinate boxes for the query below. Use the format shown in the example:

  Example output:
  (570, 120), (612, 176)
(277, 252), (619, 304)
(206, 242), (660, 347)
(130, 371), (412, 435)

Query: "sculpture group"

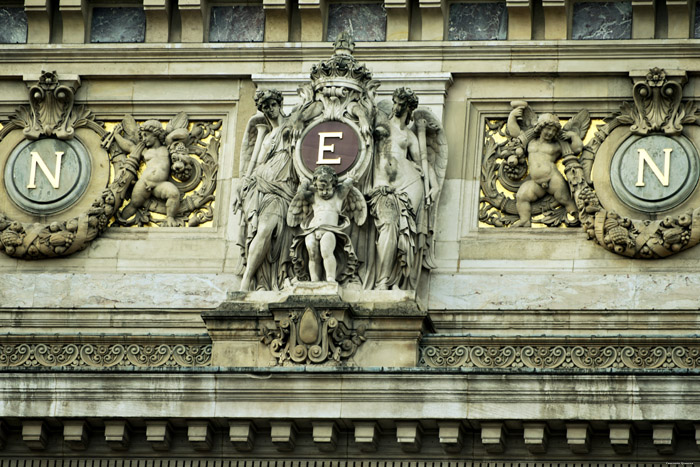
(233, 34), (447, 291)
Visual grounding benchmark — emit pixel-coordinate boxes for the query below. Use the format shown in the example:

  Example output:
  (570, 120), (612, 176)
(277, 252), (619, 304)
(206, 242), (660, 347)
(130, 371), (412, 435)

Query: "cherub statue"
(287, 166), (367, 284)
(371, 87), (447, 290)
(507, 102), (590, 227)
(113, 119), (182, 227)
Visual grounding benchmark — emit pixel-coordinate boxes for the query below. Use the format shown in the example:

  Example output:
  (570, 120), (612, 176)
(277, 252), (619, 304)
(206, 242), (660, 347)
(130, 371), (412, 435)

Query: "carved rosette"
(260, 306), (365, 366)
(566, 68), (700, 258)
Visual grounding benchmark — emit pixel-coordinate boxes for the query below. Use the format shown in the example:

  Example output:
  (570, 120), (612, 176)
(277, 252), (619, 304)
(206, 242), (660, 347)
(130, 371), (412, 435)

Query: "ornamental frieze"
(0, 71), (220, 260)
(420, 343), (700, 370)
(480, 67), (700, 258)
(0, 342), (212, 368)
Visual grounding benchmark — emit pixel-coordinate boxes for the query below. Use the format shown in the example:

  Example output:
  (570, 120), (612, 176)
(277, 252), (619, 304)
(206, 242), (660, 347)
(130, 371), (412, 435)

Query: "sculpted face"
(391, 97), (408, 120)
(260, 99), (280, 120)
(314, 173), (336, 199)
(541, 126), (558, 142)
(141, 129), (159, 148)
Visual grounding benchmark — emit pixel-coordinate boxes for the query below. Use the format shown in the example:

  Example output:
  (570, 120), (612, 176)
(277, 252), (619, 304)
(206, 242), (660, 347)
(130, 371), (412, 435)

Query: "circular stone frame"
(592, 125), (700, 219)
(294, 118), (368, 181)
(4, 137), (92, 215)
(609, 134), (699, 213)
(0, 128), (110, 223)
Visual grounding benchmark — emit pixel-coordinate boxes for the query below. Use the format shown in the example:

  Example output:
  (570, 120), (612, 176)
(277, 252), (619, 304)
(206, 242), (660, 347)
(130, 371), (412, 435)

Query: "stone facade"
(2, 1), (700, 465)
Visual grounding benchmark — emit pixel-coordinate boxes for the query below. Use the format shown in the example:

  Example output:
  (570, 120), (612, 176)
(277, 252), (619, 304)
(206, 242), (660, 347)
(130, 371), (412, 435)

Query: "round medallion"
(4, 137), (92, 215)
(300, 121), (360, 176)
(610, 134), (699, 213)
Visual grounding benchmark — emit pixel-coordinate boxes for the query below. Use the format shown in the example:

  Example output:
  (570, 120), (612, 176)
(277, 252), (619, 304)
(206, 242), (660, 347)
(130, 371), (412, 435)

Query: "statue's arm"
(507, 107), (523, 137)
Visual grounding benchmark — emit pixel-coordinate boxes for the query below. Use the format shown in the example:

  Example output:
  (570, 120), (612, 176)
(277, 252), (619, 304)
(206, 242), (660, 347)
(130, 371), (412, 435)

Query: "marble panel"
(90, 7), (146, 43)
(0, 7), (27, 44)
(326, 3), (387, 42)
(571, 2), (632, 40)
(695, 2), (700, 38)
(209, 5), (265, 42)
(447, 2), (507, 41)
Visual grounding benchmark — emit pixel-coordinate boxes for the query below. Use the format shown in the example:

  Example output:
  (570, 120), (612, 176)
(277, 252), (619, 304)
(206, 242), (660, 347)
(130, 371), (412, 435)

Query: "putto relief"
(481, 68), (700, 259)
(233, 33), (448, 291)
(0, 71), (220, 259)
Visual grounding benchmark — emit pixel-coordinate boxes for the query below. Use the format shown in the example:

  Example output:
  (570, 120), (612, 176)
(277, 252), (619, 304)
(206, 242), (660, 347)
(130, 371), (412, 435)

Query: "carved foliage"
(260, 307), (365, 366)
(0, 343), (212, 368)
(420, 345), (696, 370)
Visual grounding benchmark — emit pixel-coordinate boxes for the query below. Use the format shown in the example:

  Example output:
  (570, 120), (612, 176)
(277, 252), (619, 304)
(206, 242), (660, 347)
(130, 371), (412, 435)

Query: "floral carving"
(420, 344), (698, 370)
(0, 343), (212, 368)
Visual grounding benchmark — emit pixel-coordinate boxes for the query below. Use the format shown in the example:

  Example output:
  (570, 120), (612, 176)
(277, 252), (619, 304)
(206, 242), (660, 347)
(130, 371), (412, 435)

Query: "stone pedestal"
(202, 282), (432, 368)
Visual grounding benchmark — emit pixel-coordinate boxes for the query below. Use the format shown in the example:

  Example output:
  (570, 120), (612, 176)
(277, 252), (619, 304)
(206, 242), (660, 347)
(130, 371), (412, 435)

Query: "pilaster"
(542, 0), (567, 39)
(59, 0), (87, 44)
(418, 0), (445, 40)
(179, 0), (207, 43)
(143, 0), (171, 43)
(632, 0), (656, 38)
(506, 0), (532, 39)
(263, 0), (290, 41)
(666, 0), (691, 38)
(385, 0), (410, 41)
(299, 0), (326, 41)
(24, 0), (52, 43)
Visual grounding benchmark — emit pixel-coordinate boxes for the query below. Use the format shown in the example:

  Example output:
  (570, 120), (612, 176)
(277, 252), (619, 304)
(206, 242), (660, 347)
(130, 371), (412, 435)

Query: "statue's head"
(254, 89), (284, 119)
(392, 87), (419, 124)
(140, 120), (166, 146)
(312, 166), (338, 200)
(534, 113), (561, 141)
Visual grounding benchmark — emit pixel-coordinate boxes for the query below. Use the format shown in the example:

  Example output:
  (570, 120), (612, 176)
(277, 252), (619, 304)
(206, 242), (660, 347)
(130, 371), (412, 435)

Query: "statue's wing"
(411, 107), (448, 212)
(521, 106), (538, 131)
(376, 99), (393, 120)
(563, 109), (591, 140)
(343, 186), (367, 226)
(286, 186), (313, 227)
(165, 111), (189, 134)
(239, 113), (269, 176)
(122, 114), (141, 144)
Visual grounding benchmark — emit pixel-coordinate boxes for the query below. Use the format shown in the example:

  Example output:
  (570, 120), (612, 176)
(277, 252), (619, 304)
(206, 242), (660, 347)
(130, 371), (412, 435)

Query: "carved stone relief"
(233, 33), (448, 291)
(0, 71), (221, 259)
(421, 343), (700, 370)
(0, 342), (212, 367)
(480, 68), (700, 258)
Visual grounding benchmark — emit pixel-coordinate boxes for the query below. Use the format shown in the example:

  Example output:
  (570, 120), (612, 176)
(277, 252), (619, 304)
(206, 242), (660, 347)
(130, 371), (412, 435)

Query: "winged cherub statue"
(287, 166), (367, 284)
(506, 102), (590, 227)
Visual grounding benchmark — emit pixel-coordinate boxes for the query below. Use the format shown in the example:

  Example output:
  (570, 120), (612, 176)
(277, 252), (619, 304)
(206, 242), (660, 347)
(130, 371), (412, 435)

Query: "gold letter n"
(27, 151), (63, 189)
(636, 148), (671, 187)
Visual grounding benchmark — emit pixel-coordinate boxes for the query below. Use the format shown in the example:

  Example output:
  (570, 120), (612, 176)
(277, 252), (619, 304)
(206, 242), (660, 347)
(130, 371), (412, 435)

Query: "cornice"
(0, 41), (700, 74)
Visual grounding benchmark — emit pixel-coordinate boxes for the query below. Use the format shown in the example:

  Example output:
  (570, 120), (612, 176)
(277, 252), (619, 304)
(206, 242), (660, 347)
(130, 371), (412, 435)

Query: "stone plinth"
(202, 282), (432, 368)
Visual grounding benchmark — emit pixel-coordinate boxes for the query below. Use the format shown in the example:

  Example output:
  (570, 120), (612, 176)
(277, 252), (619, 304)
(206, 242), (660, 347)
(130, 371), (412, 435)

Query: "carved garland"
(0, 343), (212, 368)
(420, 344), (700, 370)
